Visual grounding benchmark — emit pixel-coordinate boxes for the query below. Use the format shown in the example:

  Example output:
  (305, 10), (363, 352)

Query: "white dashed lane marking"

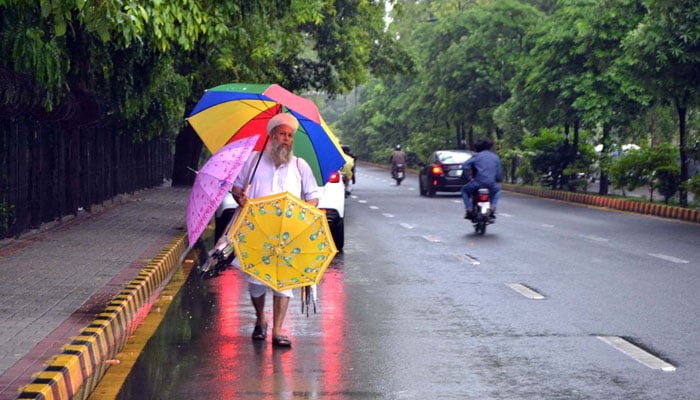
(400, 223), (414, 229)
(597, 336), (676, 372)
(507, 283), (546, 300)
(382, 213), (394, 218)
(581, 234), (609, 242)
(649, 253), (689, 264)
(454, 254), (480, 265)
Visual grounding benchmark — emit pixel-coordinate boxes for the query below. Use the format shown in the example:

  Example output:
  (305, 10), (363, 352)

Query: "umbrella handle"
(247, 135), (269, 187)
(234, 135), (266, 206)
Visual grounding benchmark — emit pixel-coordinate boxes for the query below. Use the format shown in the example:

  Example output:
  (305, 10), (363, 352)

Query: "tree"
(419, 0), (543, 148)
(505, 0), (647, 193)
(621, 0), (700, 206)
(656, 165), (681, 204)
(171, 0), (414, 185)
(609, 144), (679, 201)
(0, 0), (411, 177)
(520, 128), (596, 189)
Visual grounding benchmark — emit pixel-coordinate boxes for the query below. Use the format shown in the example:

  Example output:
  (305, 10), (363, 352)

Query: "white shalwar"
(231, 151), (320, 298)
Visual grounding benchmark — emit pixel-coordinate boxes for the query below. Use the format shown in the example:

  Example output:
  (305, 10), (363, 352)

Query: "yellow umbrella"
(229, 191), (338, 291)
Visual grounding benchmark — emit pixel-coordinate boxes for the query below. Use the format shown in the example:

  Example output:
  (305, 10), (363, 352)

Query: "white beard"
(269, 138), (292, 165)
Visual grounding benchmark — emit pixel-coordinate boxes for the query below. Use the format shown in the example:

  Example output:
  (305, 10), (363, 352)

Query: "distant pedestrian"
(342, 144), (357, 184)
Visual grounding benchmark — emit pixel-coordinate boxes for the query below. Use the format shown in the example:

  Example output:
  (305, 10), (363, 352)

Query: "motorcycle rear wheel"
(474, 221), (487, 235)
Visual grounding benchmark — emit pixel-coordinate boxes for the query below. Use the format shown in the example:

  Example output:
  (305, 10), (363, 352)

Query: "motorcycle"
(392, 163), (405, 185)
(466, 187), (495, 235)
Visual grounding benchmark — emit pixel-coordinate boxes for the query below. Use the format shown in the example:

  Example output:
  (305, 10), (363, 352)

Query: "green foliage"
(419, 0), (544, 140)
(609, 144), (679, 201)
(0, 202), (14, 232)
(516, 161), (537, 185)
(1, 0), (407, 145)
(655, 165), (681, 203)
(686, 173), (700, 204)
(621, 0), (700, 205)
(504, 0), (647, 139)
(520, 128), (596, 189)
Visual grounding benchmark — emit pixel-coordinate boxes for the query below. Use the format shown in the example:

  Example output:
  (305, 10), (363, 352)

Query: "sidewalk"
(0, 184), (190, 399)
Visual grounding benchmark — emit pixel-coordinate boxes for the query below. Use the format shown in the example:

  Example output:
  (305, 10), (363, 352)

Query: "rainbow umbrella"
(186, 83), (348, 185)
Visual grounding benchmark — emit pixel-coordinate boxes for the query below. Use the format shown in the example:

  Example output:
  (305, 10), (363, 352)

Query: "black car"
(419, 150), (474, 196)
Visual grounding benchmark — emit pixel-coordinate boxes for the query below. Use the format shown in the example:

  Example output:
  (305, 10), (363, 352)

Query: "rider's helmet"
(395, 144), (401, 150)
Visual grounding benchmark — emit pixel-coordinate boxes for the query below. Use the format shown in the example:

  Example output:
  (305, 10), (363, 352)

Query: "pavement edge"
(503, 183), (700, 224)
(15, 233), (188, 400)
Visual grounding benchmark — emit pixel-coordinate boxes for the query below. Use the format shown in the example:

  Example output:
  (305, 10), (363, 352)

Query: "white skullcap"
(267, 113), (299, 135)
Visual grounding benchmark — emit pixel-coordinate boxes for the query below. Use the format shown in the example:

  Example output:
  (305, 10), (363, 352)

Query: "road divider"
(503, 183), (699, 224)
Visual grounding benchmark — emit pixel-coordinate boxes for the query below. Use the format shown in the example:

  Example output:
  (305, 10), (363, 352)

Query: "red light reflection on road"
(319, 267), (346, 390)
(196, 264), (346, 398)
(210, 270), (244, 383)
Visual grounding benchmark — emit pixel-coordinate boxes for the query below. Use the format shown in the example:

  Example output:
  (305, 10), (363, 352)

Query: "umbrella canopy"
(186, 82), (348, 185)
(229, 191), (338, 291)
(186, 136), (259, 247)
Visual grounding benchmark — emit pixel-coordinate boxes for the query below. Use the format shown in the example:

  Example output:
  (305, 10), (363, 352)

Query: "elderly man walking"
(230, 113), (320, 348)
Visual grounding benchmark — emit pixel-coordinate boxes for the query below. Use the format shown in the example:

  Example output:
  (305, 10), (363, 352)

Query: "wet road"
(114, 164), (700, 399)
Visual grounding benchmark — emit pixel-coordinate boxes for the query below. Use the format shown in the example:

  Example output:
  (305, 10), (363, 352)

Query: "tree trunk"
(675, 100), (688, 207)
(172, 124), (203, 187)
(467, 126), (474, 150)
(598, 124), (610, 195)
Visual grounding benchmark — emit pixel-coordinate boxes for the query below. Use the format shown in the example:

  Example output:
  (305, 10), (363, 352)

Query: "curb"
(359, 161), (698, 224)
(503, 183), (699, 224)
(16, 233), (188, 400)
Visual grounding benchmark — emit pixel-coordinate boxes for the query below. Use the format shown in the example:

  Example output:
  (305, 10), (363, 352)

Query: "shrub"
(686, 173), (700, 206)
(609, 144), (678, 201)
(655, 166), (680, 204)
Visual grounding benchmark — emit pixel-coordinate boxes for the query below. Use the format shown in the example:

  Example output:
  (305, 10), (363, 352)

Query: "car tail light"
(327, 171), (341, 183)
(431, 164), (444, 175)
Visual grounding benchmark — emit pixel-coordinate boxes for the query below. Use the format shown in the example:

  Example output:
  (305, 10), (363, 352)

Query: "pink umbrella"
(187, 136), (258, 247)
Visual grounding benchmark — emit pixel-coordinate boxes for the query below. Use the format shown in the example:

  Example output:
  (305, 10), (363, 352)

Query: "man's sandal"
(272, 335), (292, 348)
(251, 324), (267, 341)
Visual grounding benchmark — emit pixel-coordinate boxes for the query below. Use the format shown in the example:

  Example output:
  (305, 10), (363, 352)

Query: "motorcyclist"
(389, 144), (406, 177)
(461, 138), (502, 219)
(341, 144), (357, 184)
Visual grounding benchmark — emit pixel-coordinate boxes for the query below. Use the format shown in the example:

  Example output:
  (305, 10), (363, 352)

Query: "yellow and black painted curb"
(504, 183), (700, 224)
(16, 233), (188, 400)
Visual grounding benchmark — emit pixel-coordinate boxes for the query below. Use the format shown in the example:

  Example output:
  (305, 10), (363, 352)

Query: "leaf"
(54, 19), (66, 37)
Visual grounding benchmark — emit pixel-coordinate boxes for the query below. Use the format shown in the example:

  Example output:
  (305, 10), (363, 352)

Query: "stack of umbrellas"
(185, 83), (345, 293)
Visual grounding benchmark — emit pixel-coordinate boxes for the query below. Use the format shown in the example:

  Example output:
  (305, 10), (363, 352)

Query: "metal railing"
(0, 117), (173, 239)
